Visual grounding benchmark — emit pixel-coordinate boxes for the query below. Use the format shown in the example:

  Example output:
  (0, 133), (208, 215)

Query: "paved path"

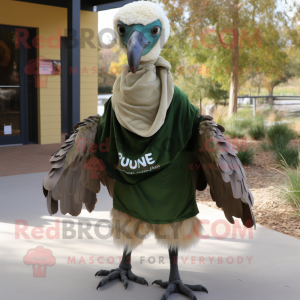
(0, 135), (65, 177)
(0, 172), (300, 300)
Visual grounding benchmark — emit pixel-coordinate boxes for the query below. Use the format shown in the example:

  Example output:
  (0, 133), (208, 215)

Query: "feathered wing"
(195, 115), (256, 228)
(43, 115), (115, 217)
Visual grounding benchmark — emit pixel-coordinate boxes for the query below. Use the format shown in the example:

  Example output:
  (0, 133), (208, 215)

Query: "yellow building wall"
(1, 0), (98, 144)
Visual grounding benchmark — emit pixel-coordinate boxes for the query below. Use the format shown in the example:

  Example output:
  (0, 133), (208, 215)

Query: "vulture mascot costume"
(43, 1), (255, 299)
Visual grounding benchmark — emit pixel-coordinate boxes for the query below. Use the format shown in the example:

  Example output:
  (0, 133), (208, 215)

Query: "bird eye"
(151, 26), (160, 36)
(117, 25), (126, 35)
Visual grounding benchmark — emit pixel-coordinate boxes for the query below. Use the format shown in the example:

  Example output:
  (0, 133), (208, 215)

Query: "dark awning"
(14, 0), (133, 11)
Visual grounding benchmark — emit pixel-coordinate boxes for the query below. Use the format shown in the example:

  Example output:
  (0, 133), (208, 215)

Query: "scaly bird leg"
(152, 247), (208, 300)
(95, 247), (148, 290)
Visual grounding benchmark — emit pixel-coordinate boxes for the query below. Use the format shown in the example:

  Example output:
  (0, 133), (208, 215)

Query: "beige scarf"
(111, 56), (174, 137)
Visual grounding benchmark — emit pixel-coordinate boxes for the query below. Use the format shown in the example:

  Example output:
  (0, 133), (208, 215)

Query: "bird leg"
(95, 247), (148, 290)
(152, 247), (208, 300)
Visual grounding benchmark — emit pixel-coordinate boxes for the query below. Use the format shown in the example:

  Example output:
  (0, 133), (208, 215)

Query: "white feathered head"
(113, 1), (170, 72)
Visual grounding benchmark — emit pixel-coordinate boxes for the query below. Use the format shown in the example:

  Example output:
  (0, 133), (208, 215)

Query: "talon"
(96, 282), (102, 290)
(152, 279), (164, 286)
(140, 278), (148, 285)
(95, 270), (110, 277)
(202, 287), (208, 293)
(95, 268), (147, 290)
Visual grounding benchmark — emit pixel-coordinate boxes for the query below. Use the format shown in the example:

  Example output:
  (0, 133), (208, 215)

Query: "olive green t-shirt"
(96, 85), (203, 224)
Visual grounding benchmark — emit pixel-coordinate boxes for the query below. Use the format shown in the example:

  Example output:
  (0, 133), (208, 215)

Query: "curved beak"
(127, 31), (150, 74)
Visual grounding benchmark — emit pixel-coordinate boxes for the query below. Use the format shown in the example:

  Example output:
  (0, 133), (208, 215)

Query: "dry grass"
(267, 110), (285, 123)
(212, 105), (228, 126)
(293, 122), (300, 138)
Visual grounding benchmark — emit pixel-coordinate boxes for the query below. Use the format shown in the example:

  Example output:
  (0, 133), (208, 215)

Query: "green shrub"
(239, 118), (254, 128)
(260, 136), (293, 152)
(274, 147), (299, 168)
(260, 141), (271, 151)
(224, 116), (252, 138)
(225, 127), (245, 138)
(248, 123), (265, 140)
(226, 116), (253, 128)
(237, 107), (252, 118)
(263, 123), (298, 167)
(278, 161), (300, 215)
(225, 115), (265, 139)
(237, 147), (255, 165)
(267, 123), (296, 146)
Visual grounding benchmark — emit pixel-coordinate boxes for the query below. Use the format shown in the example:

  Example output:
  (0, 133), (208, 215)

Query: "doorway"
(61, 36), (68, 134)
(0, 25), (37, 146)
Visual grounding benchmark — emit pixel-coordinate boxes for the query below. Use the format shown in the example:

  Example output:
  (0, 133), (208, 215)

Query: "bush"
(278, 161), (300, 215)
(260, 141), (271, 151)
(240, 118), (254, 128)
(225, 127), (246, 138)
(274, 147), (299, 168)
(224, 117), (251, 138)
(263, 123), (298, 167)
(267, 123), (296, 146)
(237, 147), (255, 166)
(260, 135), (294, 152)
(248, 122), (265, 140)
(236, 107), (252, 118)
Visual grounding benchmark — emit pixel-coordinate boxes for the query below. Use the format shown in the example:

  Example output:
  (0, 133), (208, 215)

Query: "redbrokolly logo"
(15, 219), (253, 240)
(83, 157), (106, 179)
(23, 246), (56, 277)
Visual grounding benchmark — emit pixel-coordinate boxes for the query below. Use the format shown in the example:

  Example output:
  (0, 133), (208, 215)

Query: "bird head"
(113, 1), (170, 73)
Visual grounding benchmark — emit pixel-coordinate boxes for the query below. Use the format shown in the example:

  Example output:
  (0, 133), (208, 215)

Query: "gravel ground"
(196, 139), (300, 240)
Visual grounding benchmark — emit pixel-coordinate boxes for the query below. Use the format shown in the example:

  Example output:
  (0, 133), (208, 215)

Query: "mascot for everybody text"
(43, 2), (255, 299)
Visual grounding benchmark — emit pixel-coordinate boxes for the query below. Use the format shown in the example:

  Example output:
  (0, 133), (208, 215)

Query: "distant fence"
(237, 95), (300, 116)
(238, 95), (300, 102)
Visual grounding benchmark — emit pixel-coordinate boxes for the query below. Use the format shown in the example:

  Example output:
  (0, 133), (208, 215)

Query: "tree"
(228, 0), (239, 115)
(109, 46), (127, 77)
(263, 62), (294, 104)
(98, 34), (126, 92)
(238, 22), (300, 100)
(207, 81), (229, 106)
(157, 0), (300, 115)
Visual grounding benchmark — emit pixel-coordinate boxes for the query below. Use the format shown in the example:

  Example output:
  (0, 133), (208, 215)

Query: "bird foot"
(95, 268), (148, 290)
(152, 279), (208, 300)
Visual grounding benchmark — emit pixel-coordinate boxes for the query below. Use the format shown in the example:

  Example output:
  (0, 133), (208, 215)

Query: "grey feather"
(60, 196), (67, 215)
(42, 115), (113, 216)
(47, 191), (53, 216)
(196, 119), (256, 228)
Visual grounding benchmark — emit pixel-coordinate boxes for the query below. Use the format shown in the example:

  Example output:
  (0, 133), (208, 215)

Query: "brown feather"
(42, 115), (112, 217)
(196, 119), (256, 228)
